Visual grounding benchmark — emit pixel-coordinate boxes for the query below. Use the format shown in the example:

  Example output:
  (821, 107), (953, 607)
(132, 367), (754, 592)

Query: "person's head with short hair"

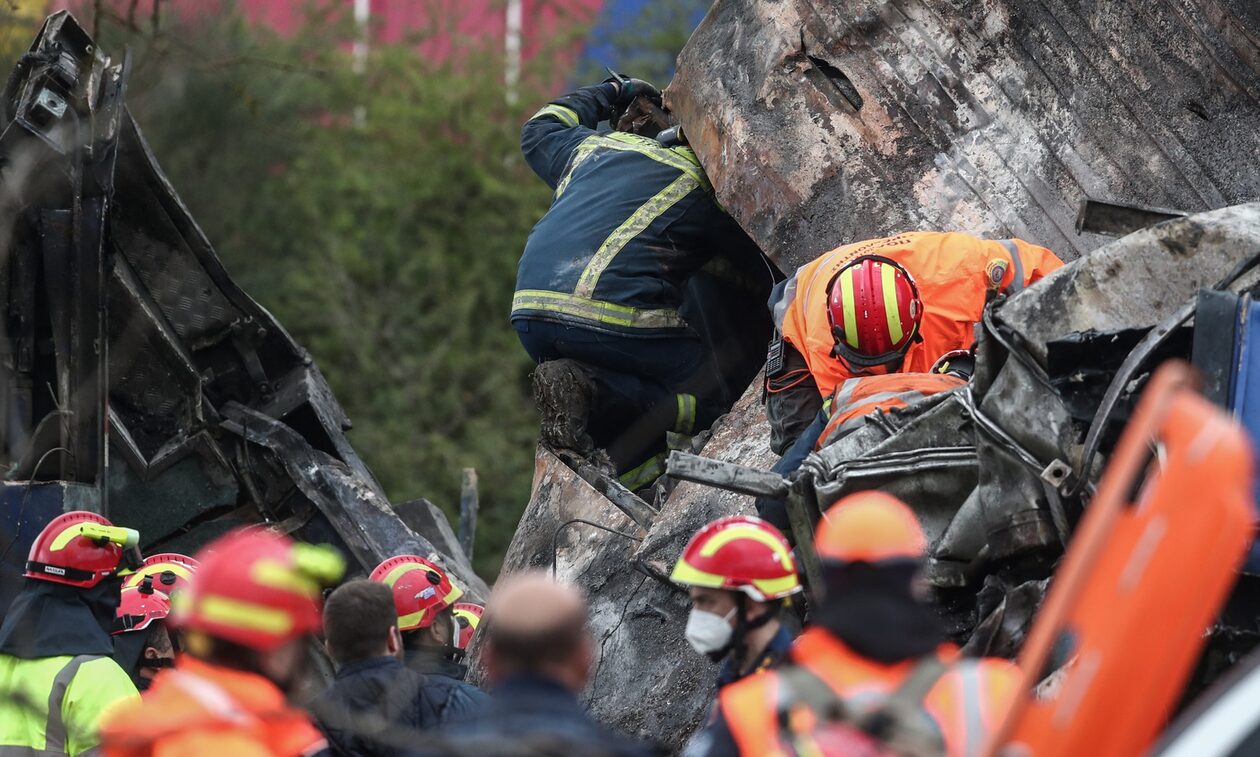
(482, 572), (591, 692)
(323, 579), (402, 666)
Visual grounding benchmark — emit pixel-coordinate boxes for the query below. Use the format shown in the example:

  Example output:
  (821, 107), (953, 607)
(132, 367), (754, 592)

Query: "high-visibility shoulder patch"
(985, 259), (1009, 290)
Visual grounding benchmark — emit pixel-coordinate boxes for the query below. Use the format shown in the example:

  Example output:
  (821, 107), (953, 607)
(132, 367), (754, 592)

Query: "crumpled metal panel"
(973, 202), (1260, 559)
(0, 13), (483, 602)
(669, 0), (1260, 270)
(805, 391), (977, 551)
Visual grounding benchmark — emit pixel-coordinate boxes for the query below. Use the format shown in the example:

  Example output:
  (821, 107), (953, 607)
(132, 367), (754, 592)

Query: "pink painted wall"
(238, 0), (600, 60)
(46, 1), (601, 63)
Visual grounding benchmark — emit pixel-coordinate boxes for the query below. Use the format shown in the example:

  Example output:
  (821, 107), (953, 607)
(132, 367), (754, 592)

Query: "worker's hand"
(616, 78), (661, 108)
(604, 68), (662, 109)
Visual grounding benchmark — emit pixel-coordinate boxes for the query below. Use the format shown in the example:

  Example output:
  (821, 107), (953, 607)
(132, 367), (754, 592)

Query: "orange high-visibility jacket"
(773, 232), (1063, 398)
(817, 373), (965, 448)
(716, 628), (1018, 757)
(99, 657), (327, 757)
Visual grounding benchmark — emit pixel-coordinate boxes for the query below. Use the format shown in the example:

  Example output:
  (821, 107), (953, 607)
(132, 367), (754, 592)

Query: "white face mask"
(685, 607), (736, 655)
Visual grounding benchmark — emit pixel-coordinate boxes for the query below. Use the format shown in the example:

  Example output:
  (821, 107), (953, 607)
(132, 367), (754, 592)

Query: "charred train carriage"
(0, 12), (485, 614)
(487, 0), (1260, 749)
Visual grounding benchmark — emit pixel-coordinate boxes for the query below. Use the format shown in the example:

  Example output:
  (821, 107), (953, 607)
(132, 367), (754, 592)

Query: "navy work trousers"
(515, 318), (718, 476)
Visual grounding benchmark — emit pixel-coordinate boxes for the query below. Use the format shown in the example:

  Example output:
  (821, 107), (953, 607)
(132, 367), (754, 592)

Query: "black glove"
(604, 68), (661, 125)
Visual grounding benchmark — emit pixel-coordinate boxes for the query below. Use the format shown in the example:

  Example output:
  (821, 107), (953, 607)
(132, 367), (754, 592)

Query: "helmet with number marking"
(369, 555), (464, 632)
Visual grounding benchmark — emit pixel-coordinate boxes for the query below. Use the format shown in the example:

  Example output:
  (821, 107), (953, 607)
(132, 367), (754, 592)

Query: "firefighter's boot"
(533, 359), (596, 455)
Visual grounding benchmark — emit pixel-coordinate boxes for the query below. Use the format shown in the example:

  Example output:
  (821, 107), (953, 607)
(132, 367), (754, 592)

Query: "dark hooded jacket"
(312, 655), (487, 757)
(0, 578), (120, 659)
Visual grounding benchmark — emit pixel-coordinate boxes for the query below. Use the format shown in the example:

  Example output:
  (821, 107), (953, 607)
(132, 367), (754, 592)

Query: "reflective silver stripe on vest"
(997, 239), (1025, 295)
(44, 655), (99, 755)
(955, 661), (988, 757)
(824, 390), (929, 442)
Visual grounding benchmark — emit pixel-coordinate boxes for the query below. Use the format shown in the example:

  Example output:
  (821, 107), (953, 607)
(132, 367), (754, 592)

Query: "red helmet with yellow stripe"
(113, 577), (173, 635)
(815, 491), (927, 563)
(452, 602), (484, 650)
(172, 528), (345, 651)
(827, 256), (922, 368)
(670, 516), (801, 602)
(370, 555), (463, 632)
(25, 511), (138, 588)
(123, 553), (199, 597)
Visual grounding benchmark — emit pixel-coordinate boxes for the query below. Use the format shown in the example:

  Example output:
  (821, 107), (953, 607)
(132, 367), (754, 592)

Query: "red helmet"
(815, 491), (927, 563)
(172, 528), (345, 651)
(452, 602), (484, 650)
(670, 516), (801, 602)
(827, 256), (922, 368)
(123, 553), (199, 597)
(113, 577), (173, 635)
(369, 555), (463, 632)
(25, 511), (138, 588)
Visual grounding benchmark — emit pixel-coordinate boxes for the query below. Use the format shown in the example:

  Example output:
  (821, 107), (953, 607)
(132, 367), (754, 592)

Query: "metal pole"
(505, 0), (523, 105)
(352, 0), (370, 75)
(458, 468), (479, 561)
(352, 0), (370, 127)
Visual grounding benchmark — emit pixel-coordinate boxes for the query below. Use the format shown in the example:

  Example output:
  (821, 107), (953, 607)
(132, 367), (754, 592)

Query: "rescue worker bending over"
(516, 72), (764, 491)
(766, 232), (1063, 459)
(687, 492), (1018, 757)
(671, 516), (800, 687)
(100, 528), (344, 756)
(0, 512), (142, 756)
(369, 555), (489, 710)
(112, 553), (198, 691)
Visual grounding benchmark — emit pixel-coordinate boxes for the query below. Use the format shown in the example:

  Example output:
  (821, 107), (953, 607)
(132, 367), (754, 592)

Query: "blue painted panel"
(0, 484), (75, 617)
(578, 0), (707, 81)
(1228, 295), (1260, 572)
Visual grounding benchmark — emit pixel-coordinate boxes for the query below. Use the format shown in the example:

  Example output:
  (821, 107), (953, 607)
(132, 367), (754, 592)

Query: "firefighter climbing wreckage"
(1, 3), (1260, 757)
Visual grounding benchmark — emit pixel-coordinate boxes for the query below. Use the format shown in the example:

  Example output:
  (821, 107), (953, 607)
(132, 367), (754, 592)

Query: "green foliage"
(78, 2), (558, 578)
(0, 0), (704, 579)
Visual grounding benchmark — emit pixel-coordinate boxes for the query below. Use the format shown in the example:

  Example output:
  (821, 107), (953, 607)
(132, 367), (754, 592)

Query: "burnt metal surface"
(468, 449), (702, 750)
(668, 0), (1260, 270)
(489, 386), (777, 751)
(0, 13), (484, 601)
(486, 0), (1260, 742)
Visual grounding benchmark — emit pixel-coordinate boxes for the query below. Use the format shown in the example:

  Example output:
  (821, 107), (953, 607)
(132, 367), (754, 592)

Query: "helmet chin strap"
(434, 614), (465, 663)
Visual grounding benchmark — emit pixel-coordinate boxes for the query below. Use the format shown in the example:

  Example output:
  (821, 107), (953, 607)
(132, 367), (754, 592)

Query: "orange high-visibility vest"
(717, 628), (1019, 757)
(818, 373), (965, 448)
(774, 232), (1062, 398)
(99, 657), (327, 757)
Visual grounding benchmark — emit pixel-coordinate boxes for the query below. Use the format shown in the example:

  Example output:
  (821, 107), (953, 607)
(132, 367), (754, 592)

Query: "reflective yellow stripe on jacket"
(519, 131), (711, 331)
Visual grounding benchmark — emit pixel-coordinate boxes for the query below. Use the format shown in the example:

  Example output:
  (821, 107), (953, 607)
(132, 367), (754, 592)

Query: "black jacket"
(436, 675), (657, 757)
(310, 656), (487, 757)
